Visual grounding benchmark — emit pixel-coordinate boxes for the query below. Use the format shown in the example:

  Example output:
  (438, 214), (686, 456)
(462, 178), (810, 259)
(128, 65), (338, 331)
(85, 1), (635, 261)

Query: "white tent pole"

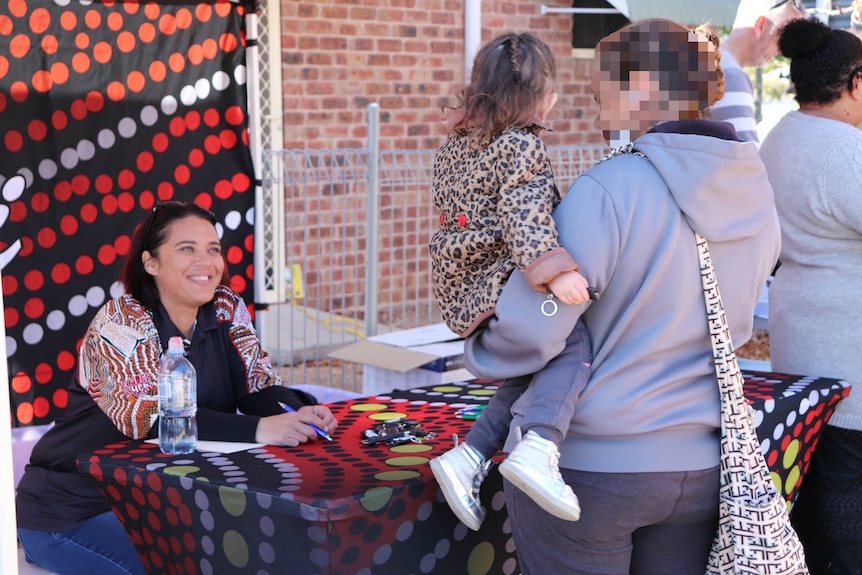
(815, 0), (831, 23)
(245, 5), (267, 307)
(464, 0), (482, 83)
(1, 268), (20, 575)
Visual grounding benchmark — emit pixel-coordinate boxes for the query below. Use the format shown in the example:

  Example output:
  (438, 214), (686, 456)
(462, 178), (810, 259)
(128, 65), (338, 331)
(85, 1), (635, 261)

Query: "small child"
(428, 32), (595, 530)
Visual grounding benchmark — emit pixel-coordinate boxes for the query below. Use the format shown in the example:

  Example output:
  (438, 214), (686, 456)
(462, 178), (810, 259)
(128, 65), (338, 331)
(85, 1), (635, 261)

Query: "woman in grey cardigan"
(465, 19), (781, 574)
(759, 17), (862, 575)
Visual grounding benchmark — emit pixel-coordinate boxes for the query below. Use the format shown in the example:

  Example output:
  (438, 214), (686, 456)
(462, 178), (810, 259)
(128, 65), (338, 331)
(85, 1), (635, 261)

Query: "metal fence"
(259, 143), (609, 391)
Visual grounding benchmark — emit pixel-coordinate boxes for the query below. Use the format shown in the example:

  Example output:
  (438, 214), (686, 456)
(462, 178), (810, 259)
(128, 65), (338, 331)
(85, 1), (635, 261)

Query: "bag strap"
(695, 233), (749, 415)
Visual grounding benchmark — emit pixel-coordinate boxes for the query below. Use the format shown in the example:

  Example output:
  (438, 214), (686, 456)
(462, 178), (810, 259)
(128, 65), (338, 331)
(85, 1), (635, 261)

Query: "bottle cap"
(168, 336), (184, 353)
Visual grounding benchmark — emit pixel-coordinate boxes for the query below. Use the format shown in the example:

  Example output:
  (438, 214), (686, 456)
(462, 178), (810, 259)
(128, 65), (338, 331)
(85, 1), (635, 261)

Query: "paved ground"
(259, 301), (773, 389)
(258, 302), (373, 367)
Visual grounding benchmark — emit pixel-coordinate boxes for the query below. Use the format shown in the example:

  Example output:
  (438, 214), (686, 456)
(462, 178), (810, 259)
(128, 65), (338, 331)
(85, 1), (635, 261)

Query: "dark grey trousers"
(505, 465), (720, 575)
(791, 425), (862, 575)
(464, 320), (592, 459)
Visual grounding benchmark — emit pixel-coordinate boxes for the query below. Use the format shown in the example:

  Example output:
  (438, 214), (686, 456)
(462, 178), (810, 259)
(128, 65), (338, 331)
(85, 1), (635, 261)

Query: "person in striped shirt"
(704, 0), (807, 143)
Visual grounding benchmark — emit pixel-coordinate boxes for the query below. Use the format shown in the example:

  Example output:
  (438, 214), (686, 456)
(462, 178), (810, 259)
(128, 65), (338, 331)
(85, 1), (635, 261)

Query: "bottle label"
(158, 373), (196, 415)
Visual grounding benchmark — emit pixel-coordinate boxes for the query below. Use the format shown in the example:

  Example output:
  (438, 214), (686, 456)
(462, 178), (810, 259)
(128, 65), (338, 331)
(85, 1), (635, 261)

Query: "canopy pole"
(1, 269), (20, 575)
(464, 0), (482, 83)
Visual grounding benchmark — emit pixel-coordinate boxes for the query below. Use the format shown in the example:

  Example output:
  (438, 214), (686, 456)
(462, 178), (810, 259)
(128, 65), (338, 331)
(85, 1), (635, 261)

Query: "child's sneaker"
(429, 438), (492, 531)
(498, 429), (581, 521)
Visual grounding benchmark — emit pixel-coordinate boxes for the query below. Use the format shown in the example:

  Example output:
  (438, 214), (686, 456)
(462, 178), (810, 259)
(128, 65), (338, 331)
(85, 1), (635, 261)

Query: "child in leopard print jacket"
(429, 32), (594, 531)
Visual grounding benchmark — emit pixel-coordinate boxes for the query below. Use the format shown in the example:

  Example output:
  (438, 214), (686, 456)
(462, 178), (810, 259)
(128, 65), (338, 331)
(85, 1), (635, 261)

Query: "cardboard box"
(328, 323), (475, 395)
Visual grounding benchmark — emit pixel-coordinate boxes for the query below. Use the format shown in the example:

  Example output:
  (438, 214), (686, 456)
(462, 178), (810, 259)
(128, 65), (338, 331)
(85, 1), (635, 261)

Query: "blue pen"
(277, 401), (334, 441)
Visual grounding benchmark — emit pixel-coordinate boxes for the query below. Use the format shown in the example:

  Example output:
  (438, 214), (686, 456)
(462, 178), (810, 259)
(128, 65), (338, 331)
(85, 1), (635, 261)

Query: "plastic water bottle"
(158, 336), (198, 455)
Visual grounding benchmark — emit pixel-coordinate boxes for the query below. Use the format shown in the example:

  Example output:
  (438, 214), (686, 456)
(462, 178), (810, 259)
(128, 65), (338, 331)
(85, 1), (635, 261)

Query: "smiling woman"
(140, 205), (227, 338)
(14, 201), (338, 575)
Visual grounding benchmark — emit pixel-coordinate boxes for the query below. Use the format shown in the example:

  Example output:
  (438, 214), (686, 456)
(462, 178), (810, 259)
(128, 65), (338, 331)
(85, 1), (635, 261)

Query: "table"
(742, 371), (849, 505)
(78, 372), (849, 575)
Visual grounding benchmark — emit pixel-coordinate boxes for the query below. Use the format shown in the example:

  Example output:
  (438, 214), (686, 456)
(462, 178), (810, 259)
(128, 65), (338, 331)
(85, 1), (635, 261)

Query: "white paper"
(368, 322), (459, 347)
(145, 439), (262, 454)
(409, 340), (464, 357)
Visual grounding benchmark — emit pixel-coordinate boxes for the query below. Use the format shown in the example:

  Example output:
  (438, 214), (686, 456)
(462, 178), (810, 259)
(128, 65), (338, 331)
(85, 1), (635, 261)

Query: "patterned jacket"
(429, 124), (580, 336)
(16, 285), (313, 532)
(78, 284), (283, 439)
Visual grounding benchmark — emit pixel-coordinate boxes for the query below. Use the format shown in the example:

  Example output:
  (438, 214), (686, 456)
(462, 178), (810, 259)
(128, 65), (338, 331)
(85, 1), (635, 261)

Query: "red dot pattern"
(76, 376), (850, 574)
(2, 0), (255, 427)
(80, 383), (511, 574)
(743, 372), (851, 503)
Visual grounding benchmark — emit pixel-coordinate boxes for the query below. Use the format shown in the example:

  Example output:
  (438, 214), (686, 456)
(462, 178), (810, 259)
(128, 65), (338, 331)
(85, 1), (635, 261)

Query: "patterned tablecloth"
(742, 371), (849, 504)
(78, 372), (849, 575)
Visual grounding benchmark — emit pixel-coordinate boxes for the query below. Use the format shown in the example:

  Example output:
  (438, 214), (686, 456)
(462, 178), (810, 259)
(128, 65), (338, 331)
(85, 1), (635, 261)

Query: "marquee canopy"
(609, 0), (741, 27)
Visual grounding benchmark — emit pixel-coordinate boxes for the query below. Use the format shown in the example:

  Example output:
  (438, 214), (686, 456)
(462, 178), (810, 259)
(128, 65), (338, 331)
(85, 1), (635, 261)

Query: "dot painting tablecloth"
(78, 372), (849, 575)
(81, 380), (514, 575)
(742, 371), (849, 505)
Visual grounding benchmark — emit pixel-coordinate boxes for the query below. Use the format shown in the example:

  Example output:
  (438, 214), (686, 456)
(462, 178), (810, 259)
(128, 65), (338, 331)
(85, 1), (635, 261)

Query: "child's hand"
(548, 270), (592, 305)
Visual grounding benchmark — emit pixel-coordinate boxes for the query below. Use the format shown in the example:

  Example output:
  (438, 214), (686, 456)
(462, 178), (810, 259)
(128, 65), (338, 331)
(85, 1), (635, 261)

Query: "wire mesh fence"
(259, 143), (608, 391)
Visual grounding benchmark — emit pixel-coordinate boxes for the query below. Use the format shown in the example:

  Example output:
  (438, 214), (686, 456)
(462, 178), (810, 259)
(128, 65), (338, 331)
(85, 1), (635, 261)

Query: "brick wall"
(279, 0), (605, 150)
(275, 0), (605, 326)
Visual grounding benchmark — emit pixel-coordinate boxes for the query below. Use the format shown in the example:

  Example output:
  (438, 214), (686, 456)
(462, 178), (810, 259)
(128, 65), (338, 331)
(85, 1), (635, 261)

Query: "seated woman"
(16, 201), (338, 575)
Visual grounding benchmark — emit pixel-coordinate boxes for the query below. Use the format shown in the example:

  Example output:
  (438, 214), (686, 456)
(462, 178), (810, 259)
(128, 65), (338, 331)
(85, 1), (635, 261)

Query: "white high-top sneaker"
(429, 438), (492, 531)
(498, 429), (581, 521)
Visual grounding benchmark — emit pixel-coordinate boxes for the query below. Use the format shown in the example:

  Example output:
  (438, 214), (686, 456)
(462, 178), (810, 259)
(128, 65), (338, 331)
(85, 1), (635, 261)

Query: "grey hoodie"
(465, 121), (781, 473)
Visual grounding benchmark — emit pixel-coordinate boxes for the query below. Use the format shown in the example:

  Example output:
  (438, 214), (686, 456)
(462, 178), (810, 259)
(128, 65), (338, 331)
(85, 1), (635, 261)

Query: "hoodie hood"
(633, 120), (776, 242)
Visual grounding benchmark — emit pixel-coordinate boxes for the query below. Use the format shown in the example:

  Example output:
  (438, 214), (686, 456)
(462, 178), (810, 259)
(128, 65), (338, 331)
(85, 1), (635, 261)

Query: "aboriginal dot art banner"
(0, 0), (256, 427)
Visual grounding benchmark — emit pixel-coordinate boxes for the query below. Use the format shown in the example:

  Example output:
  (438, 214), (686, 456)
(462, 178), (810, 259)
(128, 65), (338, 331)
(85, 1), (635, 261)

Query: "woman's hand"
(254, 404), (338, 447)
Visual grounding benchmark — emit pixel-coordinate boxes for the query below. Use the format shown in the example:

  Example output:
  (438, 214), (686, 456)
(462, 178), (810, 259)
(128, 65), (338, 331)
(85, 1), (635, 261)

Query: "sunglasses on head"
(142, 201), (161, 251)
(141, 200), (217, 251)
(770, 0), (804, 11)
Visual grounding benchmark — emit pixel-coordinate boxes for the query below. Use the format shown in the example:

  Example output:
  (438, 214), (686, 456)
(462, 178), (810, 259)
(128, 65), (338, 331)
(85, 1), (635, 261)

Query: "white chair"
(17, 546), (59, 575)
(12, 423), (59, 574)
(11, 423), (53, 490)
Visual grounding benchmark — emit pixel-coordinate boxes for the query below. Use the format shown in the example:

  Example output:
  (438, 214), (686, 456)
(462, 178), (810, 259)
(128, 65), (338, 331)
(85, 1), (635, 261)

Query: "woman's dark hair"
(121, 200), (229, 308)
(779, 17), (862, 105)
(597, 20), (725, 119)
(446, 31), (557, 147)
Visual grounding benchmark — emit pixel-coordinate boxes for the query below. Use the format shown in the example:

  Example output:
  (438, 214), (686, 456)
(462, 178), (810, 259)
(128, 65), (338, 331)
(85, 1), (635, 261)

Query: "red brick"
(378, 9), (405, 22)
(349, 7), (376, 20)
(306, 82), (335, 95)
(306, 53), (333, 66)
(322, 5), (349, 18)
(297, 3), (317, 17)
(296, 37), (317, 50)
(319, 36), (347, 51)
(300, 68), (319, 80)
(274, 0), (602, 320)
(377, 39), (402, 52)
(353, 37), (374, 51)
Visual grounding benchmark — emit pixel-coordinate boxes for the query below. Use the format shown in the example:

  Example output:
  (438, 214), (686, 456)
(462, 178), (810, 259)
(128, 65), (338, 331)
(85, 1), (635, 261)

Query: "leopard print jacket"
(429, 124), (580, 337)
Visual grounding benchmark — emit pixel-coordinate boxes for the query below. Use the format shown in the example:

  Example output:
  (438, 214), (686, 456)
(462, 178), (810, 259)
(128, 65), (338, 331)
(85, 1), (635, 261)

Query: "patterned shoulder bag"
(697, 232), (809, 575)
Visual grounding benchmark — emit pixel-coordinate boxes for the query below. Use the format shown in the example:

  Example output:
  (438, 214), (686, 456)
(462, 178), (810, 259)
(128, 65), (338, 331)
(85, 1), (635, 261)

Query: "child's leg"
(463, 375), (531, 459)
(518, 320), (592, 445)
(429, 375), (529, 531)
(498, 320), (592, 522)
